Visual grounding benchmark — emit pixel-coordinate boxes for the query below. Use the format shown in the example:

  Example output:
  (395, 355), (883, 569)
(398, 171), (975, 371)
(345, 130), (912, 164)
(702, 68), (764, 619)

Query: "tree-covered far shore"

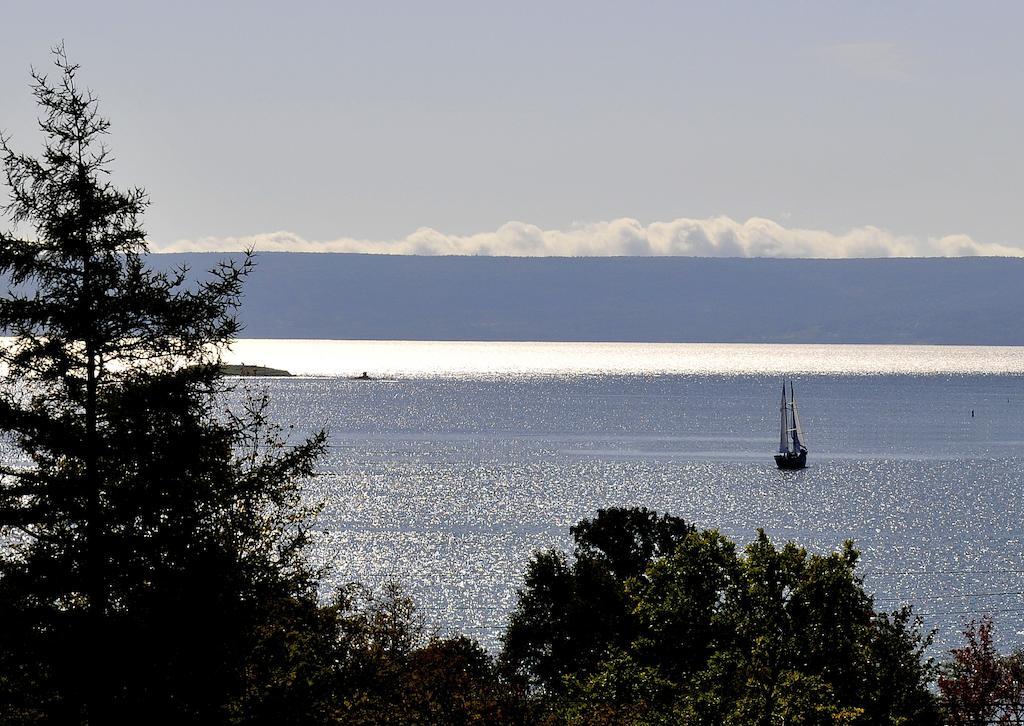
(0, 47), (1017, 725)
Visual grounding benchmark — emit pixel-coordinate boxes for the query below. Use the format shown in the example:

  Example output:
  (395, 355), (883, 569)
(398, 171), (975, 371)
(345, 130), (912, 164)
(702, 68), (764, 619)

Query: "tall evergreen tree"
(0, 47), (326, 722)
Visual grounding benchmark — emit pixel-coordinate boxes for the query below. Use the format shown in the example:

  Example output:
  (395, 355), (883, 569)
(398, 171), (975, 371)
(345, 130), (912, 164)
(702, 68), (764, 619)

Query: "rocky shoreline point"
(219, 363), (293, 377)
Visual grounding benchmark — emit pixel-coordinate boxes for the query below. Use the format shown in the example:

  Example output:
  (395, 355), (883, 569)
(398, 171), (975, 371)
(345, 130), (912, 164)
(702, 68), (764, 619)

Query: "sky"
(2, 1), (1023, 258)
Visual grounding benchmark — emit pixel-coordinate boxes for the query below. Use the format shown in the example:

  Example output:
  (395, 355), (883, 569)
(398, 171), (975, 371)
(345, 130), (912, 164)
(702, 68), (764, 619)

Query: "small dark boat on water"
(774, 381), (808, 470)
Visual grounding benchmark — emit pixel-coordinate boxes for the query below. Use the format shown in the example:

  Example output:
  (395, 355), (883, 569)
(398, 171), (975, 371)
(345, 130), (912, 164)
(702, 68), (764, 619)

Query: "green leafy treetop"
(0, 46), (326, 722)
(501, 508), (941, 724)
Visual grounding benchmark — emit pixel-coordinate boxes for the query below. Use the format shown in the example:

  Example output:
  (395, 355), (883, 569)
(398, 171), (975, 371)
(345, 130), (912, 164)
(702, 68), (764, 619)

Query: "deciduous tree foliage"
(502, 507), (940, 724)
(939, 616), (1024, 725)
(322, 584), (532, 725)
(501, 507), (694, 694)
(0, 47), (326, 722)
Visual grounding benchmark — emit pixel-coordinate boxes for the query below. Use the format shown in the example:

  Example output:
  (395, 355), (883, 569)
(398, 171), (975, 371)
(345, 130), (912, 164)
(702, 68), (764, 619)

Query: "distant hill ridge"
(145, 253), (1024, 345)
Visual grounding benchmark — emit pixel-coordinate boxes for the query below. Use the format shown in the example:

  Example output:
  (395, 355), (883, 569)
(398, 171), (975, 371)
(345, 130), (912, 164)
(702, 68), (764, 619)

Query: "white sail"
(790, 381), (806, 451)
(774, 380), (808, 467)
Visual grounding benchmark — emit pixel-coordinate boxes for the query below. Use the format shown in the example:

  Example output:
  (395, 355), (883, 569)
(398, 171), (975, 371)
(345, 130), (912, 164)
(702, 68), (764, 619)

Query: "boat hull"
(774, 450), (807, 470)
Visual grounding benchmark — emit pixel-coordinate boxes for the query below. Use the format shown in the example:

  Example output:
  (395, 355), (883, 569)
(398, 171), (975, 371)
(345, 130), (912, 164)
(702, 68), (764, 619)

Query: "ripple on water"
(241, 365), (1024, 652)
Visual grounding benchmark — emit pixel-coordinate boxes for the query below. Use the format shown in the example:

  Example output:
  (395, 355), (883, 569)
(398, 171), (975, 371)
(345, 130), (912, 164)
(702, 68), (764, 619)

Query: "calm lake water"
(225, 340), (1024, 652)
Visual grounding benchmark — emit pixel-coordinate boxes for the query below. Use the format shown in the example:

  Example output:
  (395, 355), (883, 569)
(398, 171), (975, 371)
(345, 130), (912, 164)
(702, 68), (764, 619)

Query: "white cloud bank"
(156, 216), (1024, 259)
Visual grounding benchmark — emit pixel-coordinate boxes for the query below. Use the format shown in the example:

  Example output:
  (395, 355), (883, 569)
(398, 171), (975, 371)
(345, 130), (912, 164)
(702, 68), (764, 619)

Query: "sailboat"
(774, 381), (808, 470)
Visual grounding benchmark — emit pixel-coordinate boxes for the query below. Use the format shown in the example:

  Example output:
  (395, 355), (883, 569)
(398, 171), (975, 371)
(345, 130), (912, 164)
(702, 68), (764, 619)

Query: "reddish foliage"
(939, 616), (1024, 725)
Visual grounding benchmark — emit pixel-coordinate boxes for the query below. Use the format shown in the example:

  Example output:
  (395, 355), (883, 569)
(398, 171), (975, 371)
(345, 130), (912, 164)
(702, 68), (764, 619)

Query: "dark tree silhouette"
(502, 510), (939, 724)
(570, 506), (694, 581)
(501, 507), (693, 693)
(0, 47), (325, 722)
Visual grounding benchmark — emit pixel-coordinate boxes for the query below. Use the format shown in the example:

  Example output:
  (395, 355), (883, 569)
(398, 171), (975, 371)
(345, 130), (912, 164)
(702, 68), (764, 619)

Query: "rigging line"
(416, 606), (507, 611)
(418, 598), (1024, 616)
(915, 607), (1024, 617)
(411, 598), (1024, 614)
(442, 610), (1024, 622)
(865, 569), (1024, 576)
(415, 593), (1024, 609)
(876, 590), (1024, 602)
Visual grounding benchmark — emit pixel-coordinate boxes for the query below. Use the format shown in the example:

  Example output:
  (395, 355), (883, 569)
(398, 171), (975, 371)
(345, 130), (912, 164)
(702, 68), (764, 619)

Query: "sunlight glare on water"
(222, 341), (1024, 652)
(226, 339), (1024, 377)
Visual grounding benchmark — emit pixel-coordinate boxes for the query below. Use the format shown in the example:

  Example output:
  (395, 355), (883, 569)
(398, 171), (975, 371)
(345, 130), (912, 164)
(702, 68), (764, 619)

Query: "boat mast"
(779, 382), (789, 453)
